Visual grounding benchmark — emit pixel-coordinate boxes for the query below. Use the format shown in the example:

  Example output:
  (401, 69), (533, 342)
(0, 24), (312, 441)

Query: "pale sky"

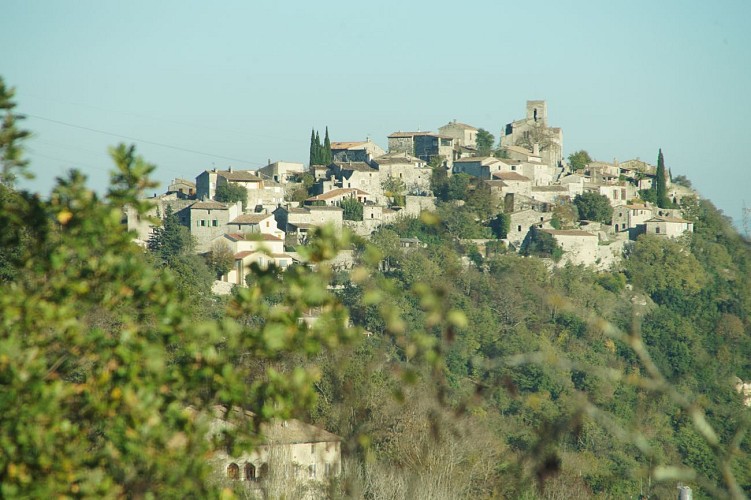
(2, 0), (749, 227)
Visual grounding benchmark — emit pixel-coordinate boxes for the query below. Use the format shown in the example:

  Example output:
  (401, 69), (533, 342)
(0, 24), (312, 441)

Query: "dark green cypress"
(314, 131), (322, 165)
(323, 127), (332, 164)
(655, 148), (669, 208)
(309, 129), (317, 166)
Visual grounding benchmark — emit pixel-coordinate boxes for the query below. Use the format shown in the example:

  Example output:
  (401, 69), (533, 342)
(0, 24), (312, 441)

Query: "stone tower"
(526, 100), (548, 127)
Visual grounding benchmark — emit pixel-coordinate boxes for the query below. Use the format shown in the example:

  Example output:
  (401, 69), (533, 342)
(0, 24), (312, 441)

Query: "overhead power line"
(25, 113), (265, 167)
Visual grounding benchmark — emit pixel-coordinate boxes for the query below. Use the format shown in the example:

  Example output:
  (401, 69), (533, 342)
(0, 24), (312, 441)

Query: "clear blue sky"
(2, 0), (749, 227)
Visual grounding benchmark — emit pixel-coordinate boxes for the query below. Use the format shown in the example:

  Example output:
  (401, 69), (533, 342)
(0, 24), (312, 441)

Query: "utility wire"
(25, 113), (265, 166)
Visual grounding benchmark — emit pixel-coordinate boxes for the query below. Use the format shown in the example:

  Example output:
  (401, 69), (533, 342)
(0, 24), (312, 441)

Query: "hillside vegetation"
(1, 78), (751, 498)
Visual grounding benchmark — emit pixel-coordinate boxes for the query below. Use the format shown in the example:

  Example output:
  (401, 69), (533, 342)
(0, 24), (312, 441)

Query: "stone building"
(452, 156), (505, 180)
(330, 139), (385, 163)
(370, 152), (431, 196)
(213, 233), (293, 285)
(541, 229), (599, 266)
(612, 204), (653, 235)
(387, 131), (455, 168)
(256, 161), (305, 184)
(644, 216), (694, 238)
(188, 200), (243, 253)
(203, 407), (341, 493)
(438, 120), (479, 148)
(500, 100), (563, 168)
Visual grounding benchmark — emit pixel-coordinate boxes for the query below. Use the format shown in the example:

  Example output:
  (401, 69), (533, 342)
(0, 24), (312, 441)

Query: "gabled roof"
(439, 121), (478, 131)
(230, 213), (272, 224)
(306, 188), (370, 202)
(504, 145), (541, 158)
(330, 141), (368, 150)
(333, 161), (374, 172)
(371, 152), (426, 165)
(646, 216), (691, 224)
(388, 131), (452, 139)
(191, 201), (229, 210)
(453, 156), (500, 164)
(492, 172), (531, 182)
(217, 170), (264, 182)
(307, 205), (344, 211)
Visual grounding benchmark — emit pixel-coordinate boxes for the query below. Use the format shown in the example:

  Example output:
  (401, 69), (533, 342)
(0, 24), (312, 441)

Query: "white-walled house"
(644, 216), (694, 238)
(213, 233), (293, 285)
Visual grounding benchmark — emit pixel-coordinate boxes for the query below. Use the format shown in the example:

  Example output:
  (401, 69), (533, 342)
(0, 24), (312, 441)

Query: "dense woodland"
(2, 78), (751, 498)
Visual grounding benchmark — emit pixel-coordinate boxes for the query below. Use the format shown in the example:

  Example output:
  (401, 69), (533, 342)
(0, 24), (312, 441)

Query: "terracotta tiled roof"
(191, 201), (228, 210)
(493, 172), (531, 182)
(230, 214), (270, 224)
(218, 170), (263, 182)
(306, 188), (370, 202)
(330, 141), (368, 150)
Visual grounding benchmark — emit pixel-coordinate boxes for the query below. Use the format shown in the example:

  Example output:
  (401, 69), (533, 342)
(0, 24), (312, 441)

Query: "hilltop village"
(125, 100), (697, 292)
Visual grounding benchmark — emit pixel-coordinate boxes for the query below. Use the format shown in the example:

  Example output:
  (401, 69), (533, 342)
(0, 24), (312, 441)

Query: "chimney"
(533, 143), (540, 156)
(228, 166), (233, 173)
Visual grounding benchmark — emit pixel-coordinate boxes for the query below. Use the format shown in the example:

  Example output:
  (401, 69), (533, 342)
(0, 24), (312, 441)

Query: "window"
(308, 464), (316, 479)
(655, 227), (660, 234)
(200, 219), (206, 227)
(325, 463), (332, 477)
(245, 463), (256, 481)
(212, 220), (218, 227)
(311, 443), (315, 454)
(517, 225), (522, 232)
(227, 463), (240, 480)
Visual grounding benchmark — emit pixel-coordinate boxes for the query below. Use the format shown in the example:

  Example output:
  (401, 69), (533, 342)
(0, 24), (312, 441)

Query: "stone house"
(124, 194), (194, 246)
(500, 100), (563, 168)
(502, 145), (543, 164)
(612, 204), (653, 235)
(438, 120), (478, 148)
(370, 152), (431, 196)
(256, 161), (305, 184)
(189, 200), (243, 253)
(585, 162), (621, 184)
(274, 205), (344, 242)
(330, 139), (385, 163)
(491, 171), (532, 196)
(619, 159), (655, 189)
(305, 188), (371, 206)
(585, 183), (638, 206)
(203, 407), (341, 490)
(195, 168), (283, 212)
(346, 204), (400, 236)
(452, 156), (505, 180)
(540, 229), (599, 266)
(508, 209), (552, 249)
(644, 216), (694, 238)
(213, 233), (292, 285)
(387, 131), (454, 168)
(167, 178), (196, 198)
(227, 212), (284, 240)
(331, 162), (383, 199)
(530, 185), (571, 204)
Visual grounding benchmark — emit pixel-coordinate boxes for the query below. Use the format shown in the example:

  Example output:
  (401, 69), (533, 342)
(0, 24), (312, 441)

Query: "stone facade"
(500, 101), (563, 168)
(256, 161), (305, 184)
(541, 229), (599, 266)
(438, 120), (478, 148)
(644, 216), (694, 238)
(371, 153), (431, 196)
(189, 200), (243, 253)
(330, 140), (385, 163)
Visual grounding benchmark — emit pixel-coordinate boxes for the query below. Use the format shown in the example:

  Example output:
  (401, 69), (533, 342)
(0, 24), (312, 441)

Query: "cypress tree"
(323, 126), (332, 164)
(655, 148), (669, 208)
(314, 131), (322, 165)
(309, 128), (316, 166)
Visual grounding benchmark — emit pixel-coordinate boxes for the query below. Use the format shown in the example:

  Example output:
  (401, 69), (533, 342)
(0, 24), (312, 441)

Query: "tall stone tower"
(526, 100), (548, 127)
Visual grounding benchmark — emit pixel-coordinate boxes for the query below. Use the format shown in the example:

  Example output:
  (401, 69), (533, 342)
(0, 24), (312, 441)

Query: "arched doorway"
(244, 462), (256, 481)
(227, 463), (240, 480)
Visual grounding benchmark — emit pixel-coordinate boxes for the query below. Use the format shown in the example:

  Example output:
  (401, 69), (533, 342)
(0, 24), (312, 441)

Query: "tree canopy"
(574, 191), (614, 224)
(567, 150), (592, 171)
(214, 182), (247, 209)
(476, 128), (495, 156)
